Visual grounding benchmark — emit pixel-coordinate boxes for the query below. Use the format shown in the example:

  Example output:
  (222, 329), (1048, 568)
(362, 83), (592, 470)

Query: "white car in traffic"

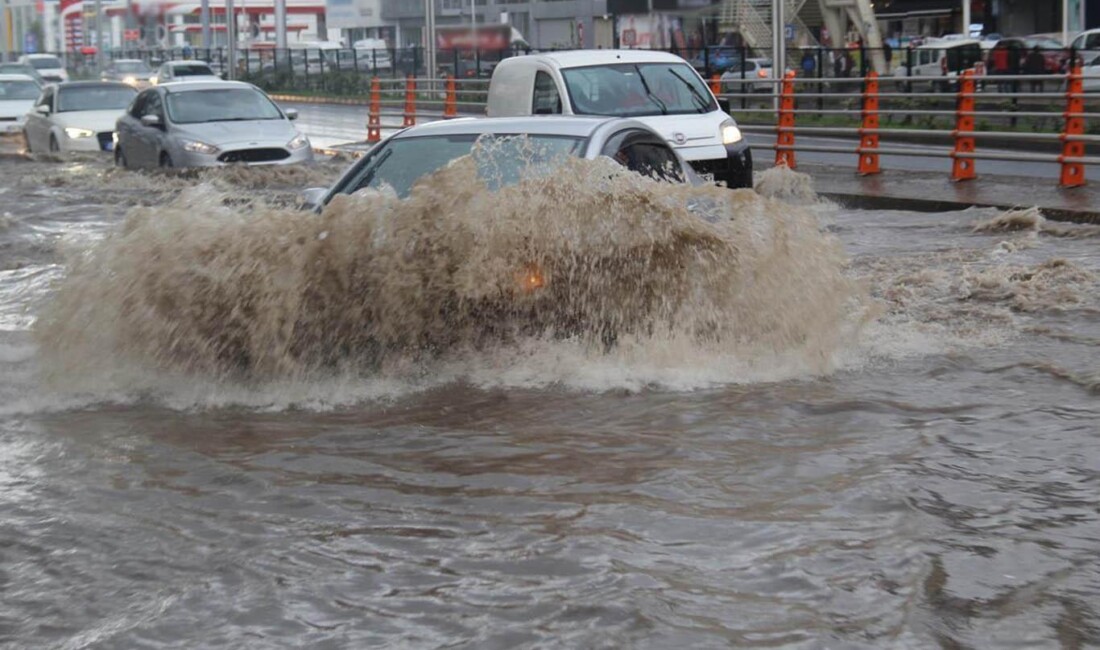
(153, 60), (222, 85)
(23, 81), (137, 154)
(18, 54), (69, 83)
(0, 74), (40, 137)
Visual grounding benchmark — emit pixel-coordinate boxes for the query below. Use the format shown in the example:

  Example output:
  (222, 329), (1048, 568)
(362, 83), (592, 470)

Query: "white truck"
(486, 50), (752, 189)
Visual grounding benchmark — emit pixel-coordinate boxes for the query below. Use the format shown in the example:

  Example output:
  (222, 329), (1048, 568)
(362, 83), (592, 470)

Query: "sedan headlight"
(181, 139), (220, 155)
(287, 133), (310, 150)
(720, 119), (743, 145)
(64, 127), (94, 139)
(123, 76), (137, 85)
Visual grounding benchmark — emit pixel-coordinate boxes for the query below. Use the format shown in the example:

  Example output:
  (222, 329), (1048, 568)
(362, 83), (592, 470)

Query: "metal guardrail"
(715, 69), (1097, 187)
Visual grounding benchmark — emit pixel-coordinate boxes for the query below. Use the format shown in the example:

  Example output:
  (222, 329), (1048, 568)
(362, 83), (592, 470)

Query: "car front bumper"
(686, 141), (753, 189)
(173, 144), (315, 168)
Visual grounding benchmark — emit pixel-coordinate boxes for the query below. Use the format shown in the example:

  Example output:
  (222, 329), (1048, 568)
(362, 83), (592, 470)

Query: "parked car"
(1069, 28), (1100, 52)
(114, 81), (312, 168)
(18, 54), (68, 83)
(486, 50), (752, 189)
(152, 60), (222, 84)
(101, 59), (156, 88)
(0, 74), (41, 137)
(22, 81), (136, 153)
(687, 46), (742, 75)
(0, 63), (44, 86)
(720, 58), (774, 93)
(893, 38), (983, 90)
(353, 39), (393, 71)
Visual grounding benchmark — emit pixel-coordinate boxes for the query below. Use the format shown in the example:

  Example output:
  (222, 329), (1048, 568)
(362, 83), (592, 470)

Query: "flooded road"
(1, 150), (1099, 649)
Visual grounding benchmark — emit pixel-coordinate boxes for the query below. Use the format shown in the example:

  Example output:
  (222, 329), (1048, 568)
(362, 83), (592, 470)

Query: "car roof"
(0, 73), (38, 82)
(518, 49), (688, 70)
(54, 80), (133, 89)
(391, 116), (628, 140)
(159, 80), (251, 93)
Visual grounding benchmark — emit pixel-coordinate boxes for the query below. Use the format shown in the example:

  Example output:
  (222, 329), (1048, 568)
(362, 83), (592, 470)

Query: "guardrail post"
(710, 74), (721, 96)
(950, 70), (977, 182)
(1060, 65), (1087, 188)
(367, 77), (382, 142)
(858, 71), (880, 175)
(775, 70), (797, 169)
(403, 75), (416, 127)
(443, 75), (457, 118)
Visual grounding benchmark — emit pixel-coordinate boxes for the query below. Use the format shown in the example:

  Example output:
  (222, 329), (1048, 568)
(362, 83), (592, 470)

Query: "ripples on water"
(1, 153), (1098, 648)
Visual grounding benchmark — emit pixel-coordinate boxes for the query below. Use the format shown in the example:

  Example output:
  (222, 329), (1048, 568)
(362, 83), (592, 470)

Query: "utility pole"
(773, 0), (785, 98)
(95, 0), (105, 68)
(424, 0), (436, 77)
(201, 0), (210, 51)
(1, 0), (10, 63)
(962, 0), (970, 37)
(274, 0), (286, 49)
(1062, 0), (1068, 46)
(227, 0), (236, 79)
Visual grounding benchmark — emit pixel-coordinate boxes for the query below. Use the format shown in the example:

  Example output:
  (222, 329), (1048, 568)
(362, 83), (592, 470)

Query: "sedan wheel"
(49, 134), (60, 153)
(159, 152), (172, 168)
(23, 131), (32, 154)
(115, 146), (127, 168)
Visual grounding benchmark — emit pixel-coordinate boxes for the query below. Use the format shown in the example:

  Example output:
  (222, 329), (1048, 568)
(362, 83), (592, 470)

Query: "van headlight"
(181, 139), (220, 155)
(720, 119), (742, 145)
(64, 127), (94, 139)
(287, 133), (310, 150)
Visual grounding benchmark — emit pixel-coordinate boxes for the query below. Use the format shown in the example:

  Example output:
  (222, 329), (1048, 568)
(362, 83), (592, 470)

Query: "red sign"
(124, 29), (140, 41)
(436, 26), (512, 51)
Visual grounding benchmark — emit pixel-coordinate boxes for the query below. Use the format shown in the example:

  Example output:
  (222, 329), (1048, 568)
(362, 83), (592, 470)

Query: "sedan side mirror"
(285, 108), (299, 121)
(35, 104), (50, 115)
(298, 187), (327, 211)
(140, 114), (163, 128)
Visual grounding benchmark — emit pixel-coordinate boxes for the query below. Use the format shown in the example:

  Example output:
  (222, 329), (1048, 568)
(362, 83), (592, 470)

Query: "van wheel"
(159, 152), (173, 168)
(49, 134), (60, 153)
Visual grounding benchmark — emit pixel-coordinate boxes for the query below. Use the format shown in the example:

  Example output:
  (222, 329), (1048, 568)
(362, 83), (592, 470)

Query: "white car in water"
(22, 81), (137, 154)
(18, 54), (68, 83)
(0, 74), (40, 137)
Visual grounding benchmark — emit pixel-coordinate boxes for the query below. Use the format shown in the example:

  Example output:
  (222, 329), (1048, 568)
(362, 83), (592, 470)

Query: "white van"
(893, 39), (983, 90)
(18, 54), (68, 83)
(353, 39), (393, 70)
(486, 50), (752, 188)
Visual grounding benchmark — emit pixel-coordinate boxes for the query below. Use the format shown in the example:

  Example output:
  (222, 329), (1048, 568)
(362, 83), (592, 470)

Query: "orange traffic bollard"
(443, 75), (457, 119)
(710, 74), (721, 95)
(403, 75), (416, 127)
(775, 70), (797, 169)
(367, 77), (381, 143)
(857, 71), (880, 175)
(950, 70), (977, 182)
(1060, 65), (1087, 188)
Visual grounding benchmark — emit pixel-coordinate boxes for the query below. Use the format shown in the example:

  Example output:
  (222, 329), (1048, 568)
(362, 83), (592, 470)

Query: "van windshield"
(561, 63), (716, 117)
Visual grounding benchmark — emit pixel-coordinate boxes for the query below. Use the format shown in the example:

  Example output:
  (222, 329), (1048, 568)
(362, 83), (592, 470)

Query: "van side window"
(532, 71), (562, 115)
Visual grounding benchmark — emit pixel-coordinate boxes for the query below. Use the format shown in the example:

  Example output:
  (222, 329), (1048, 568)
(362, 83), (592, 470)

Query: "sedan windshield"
(28, 56), (62, 70)
(166, 88), (283, 124)
(113, 61), (151, 73)
(173, 64), (216, 77)
(345, 134), (584, 198)
(57, 85), (136, 112)
(562, 63), (717, 117)
(0, 80), (40, 100)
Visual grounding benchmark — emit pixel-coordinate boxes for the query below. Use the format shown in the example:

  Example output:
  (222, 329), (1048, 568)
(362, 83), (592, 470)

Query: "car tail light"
(757, 68), (768, 78)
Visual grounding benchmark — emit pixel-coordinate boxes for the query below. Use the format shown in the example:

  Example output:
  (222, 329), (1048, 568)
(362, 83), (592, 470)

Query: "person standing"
(1024, 45), (1046, 93)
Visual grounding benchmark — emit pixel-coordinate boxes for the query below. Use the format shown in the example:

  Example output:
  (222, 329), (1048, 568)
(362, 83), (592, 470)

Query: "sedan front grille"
(0, 117), (16, 122)
(218, 148), (291, 164)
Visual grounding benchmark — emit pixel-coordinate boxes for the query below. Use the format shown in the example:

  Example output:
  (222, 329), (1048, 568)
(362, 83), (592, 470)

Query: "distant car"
(1083, 55), (1100, 91)
(101, 59), (155, 87)
(22, 81), (136, 153)
(353, 39), (393, 70)
(0, 63), (44, 86)
(152, 60), (222, 84)
(894, 38), (983, 90)
(0, 74), (41, 137)
(17, 54), (68, 83)
(301, 116), (701, 209)
(720, 58), (774, 93)
(114, 81), (313, 168)
(1069, 28), (1100, 52)
(688, 46), (742, 75)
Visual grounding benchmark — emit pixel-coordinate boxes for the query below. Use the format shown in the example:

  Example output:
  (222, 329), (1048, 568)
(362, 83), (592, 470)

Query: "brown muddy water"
(1, 150), (1099, 649)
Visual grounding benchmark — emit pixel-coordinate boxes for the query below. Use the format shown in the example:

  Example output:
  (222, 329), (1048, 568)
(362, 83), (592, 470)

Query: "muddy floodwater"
(1, 150), (1099, 649)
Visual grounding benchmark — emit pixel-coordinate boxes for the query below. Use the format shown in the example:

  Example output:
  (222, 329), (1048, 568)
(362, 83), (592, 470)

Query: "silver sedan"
(114, 81), (313, 169)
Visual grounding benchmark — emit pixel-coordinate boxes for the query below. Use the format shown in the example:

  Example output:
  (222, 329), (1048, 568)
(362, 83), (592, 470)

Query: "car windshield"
(114, 61), (151, 73)
(165, 88), (283, 124)
(561, 63), (716, 117)
(0, 79), (40, 100)
(0, 65), (37, 77)
(29, 56), (62, 70)
(347, 134), (584, 198)
(173, 64), (215, 76)
(57, 85), (136, 112)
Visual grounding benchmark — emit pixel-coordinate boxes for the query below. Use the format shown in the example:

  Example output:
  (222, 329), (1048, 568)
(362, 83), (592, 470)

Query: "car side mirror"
(140, 114), (163, 128)
(285, 108), (299, 121)
(717, 98), (731, 115)
(35, 104), (50, 115)
(299, 187), (327, 211)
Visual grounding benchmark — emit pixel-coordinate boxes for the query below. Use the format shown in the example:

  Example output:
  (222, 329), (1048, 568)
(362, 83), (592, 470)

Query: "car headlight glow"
(181, 139), (220, 155)
(720, 119), (743, 145)
(287, 133), (310, 150)
(64, 127), (94, 139)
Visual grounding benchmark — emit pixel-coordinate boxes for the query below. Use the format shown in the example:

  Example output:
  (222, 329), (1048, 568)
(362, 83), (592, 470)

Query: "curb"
(820, 191), (1100, 225)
